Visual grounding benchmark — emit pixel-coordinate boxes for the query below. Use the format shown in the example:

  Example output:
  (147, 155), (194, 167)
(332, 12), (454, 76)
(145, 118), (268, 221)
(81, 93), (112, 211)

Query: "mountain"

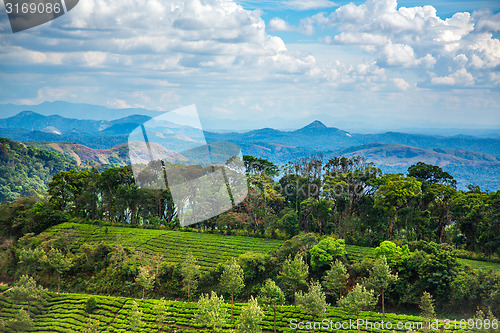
(38, 141), (187, 166)
(0, 101), (163, 120)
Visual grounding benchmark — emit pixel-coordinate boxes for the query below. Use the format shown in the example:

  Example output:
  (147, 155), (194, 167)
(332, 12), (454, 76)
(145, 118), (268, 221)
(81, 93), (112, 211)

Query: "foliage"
(309, 237), (347, 268)
(366, 255), (398, 317)
(419, 291), (436, 320)
(220, 258), (245, 317)
(259, 279), (285, 333)
(180, 252), (201, 301)
(296, 280), (328, 321)
(130, 300), (142, 332)
(279, 254), (309, 306)
(85, 297), (97, 314)
(237, 296), (264, 333)
(374, 241), (410, 267)
(196, 291), (228, 333)
(135, 266), (155, 299)
(337, 283), (378, 333)
(10, 275), (45, 313)
(323, 259), (349, 301)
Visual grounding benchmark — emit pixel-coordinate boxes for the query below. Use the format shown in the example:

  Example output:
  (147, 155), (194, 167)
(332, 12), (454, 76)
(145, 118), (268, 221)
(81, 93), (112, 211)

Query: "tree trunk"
(293, 287), (297, 308)
(57, 273), (61, 294)
(273, 308), (277, 333)
(313, 315), (315, 333)
(357, 313), (360, 333)
(142, 287), (145, 300)
(231, 293), (234, 318)
(382, 289), (385, 318)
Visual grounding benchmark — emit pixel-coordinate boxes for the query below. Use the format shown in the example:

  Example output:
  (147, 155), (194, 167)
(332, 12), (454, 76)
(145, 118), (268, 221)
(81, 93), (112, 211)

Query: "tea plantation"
(0, 290), (478, 333)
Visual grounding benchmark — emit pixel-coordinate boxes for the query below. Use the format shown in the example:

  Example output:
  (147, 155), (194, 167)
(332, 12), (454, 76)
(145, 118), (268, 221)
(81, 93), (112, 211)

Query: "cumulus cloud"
(300, 0), (500, 88)
(284, 0), (337, 10)
(268, 17), (294, 31)
(431, 68), (475, 87)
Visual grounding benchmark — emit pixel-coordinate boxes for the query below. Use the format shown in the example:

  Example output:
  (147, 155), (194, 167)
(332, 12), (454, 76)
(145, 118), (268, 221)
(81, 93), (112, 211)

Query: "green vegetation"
(0, 290), (482, 333)
(0, 137), (78, 202)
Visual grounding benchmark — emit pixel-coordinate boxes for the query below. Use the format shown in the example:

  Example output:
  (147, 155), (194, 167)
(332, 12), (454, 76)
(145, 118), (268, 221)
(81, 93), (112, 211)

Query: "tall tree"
(279, 254), (309, 307)
(180, 252), (201, 301)
(10, 275), (45, 314)
(237, 296), (264, 333)
(220, 258), (245, 318)
(309, 237), (347, 269)
(337, 283), (377, 333)
(45, 247), (73, 294)
(296, 281), (328, 333)
(323, 259), (349, 301)
(196, 291), (228, 333)
(259, 279), (285, 333)
(130, 300), (142, 332)
(153, 298), (167, 332)
(366, 255), (398, 318)
(135, 266), (155, 300)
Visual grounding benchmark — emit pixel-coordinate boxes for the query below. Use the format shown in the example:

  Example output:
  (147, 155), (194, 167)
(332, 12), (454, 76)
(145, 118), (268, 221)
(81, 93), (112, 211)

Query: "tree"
(374, 174), (421, 239)
(296, 281), (328, 333)
(279, 254), (309, 307)
(153, 298), (167, 332)
(45, 247), (73, 294)
(309, 237), (346, 269)
(82, 316), (99, 333)
(366, 256), (398, 318)
(8, 308), (33, 332)
(259, 279), (285, 333)
(337, 283), (377, 333)
(220, 258), (245, 318)
(135, 266), (155, 299)
(196, 291), (228, 333)
(130, 300), (142, 332)
(85, 297), (97, 314)
(237, 296), (264, 333)
(374, 240), (410, 267)
(180, 252), (201, 301)
(18, 247), (46, 280)
(323, 259), (349, 301)
(10, 275), (45, 313)
(419, 291), (435, 321)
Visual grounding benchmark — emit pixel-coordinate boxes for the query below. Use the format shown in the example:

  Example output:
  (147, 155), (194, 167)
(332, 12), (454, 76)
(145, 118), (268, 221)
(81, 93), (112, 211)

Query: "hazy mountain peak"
(302, 120), (327, 130)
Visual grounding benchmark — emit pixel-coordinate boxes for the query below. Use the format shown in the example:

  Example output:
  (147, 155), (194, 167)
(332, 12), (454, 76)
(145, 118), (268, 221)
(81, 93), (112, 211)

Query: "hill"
(42, 223), (284, 272)
(0, 137), (78, 202)
(0, 290), (466, 333)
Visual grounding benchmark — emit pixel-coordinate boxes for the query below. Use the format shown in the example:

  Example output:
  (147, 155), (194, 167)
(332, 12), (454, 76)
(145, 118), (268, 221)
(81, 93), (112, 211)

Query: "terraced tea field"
(42, 223), (498, 273)
(0, 291), (477, 333)
(42, 223), (284, 271)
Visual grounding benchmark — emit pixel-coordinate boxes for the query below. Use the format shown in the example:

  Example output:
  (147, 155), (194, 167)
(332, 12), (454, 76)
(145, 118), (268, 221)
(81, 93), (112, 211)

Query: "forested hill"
(0, 137), (78, 202)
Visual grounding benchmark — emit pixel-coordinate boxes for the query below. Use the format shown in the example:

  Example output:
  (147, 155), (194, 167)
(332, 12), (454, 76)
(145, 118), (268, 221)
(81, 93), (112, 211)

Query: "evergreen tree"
(259, 279), (285, 333)
(237, 296), (264, 333)
(323, 259), (349, 301)
(130, 300), (142, 332)
(366, 255), (398, 318)
(279, 254), (308, 307)
(181, 252), (201, 301)
(296, 281), (328, 333)
(196, 291), (228, 333)
(135, 266), (155, 299)
(153, 298), (168, 332)
(337, 283), (377, 333)
(220, 258), (244, 318)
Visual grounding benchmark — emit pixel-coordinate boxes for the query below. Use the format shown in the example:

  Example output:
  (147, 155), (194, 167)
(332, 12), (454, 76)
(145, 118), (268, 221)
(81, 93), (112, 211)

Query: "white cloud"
(392, 77), (410, 90)
(299, 0), (500, 88)
(283, 0), (337, 11)
(268, 17), (294, 31)
(431, 68), (475, 87)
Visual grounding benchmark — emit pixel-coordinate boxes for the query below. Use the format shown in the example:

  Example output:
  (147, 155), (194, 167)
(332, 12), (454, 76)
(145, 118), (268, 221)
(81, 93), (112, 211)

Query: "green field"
(0, 290), (477, 333)
(42, 223), (285, 271)
(42, 223), (498, 273)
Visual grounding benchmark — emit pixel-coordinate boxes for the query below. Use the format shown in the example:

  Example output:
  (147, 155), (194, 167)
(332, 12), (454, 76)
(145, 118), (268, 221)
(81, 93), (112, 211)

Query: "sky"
(0, 0), (499, 130)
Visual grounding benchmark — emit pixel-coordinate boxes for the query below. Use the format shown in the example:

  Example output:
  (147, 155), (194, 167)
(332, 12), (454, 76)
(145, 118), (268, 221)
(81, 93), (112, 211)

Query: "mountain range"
(0, 110), (499, 190)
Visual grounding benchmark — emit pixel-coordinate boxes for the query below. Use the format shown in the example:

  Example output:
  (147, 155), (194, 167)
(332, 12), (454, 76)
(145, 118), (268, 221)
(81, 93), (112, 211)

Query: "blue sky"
(0, 0), (499, 130)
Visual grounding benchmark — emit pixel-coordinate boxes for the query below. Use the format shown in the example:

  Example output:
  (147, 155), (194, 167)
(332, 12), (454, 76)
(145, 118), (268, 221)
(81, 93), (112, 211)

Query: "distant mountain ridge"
(1, 113), (500, 190)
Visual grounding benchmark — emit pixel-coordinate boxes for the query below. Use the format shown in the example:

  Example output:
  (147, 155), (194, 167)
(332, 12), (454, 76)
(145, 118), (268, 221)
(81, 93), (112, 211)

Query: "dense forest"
(0, 141), (499, 332)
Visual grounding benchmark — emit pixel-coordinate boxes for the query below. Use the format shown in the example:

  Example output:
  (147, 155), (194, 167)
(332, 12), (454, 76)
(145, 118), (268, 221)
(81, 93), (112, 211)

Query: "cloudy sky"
(0, 0), (499, 130)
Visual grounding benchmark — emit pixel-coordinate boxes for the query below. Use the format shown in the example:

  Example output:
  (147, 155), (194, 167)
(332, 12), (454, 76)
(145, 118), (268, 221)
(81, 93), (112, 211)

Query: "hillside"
(37, 141), (187, 166)
(0, 290), (467, 333)
(42, 223), (284, 272)
(0, 137), (78, 202)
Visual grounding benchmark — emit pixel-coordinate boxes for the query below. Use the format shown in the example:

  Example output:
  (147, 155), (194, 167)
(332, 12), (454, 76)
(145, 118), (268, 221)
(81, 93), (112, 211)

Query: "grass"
(0, 291), (477, 333)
